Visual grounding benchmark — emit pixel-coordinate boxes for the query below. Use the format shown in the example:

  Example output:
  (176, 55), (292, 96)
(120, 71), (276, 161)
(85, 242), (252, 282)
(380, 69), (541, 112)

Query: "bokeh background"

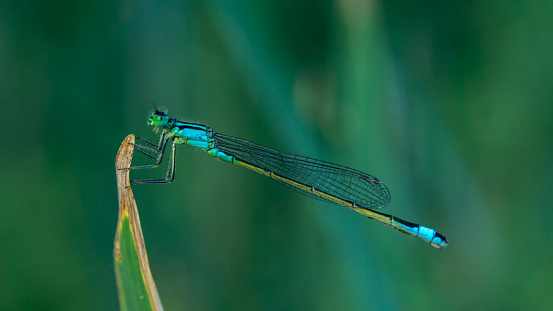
(1, 0), (552, 310)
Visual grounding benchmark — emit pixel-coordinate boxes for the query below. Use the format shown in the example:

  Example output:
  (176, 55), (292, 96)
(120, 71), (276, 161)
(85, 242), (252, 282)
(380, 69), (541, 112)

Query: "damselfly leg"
(130, 138), (177, 185)
(130, 134), (169, 169)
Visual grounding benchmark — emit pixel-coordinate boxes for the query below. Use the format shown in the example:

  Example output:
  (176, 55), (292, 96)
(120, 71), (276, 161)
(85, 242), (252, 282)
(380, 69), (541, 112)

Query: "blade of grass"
(114, 134), (164, 311)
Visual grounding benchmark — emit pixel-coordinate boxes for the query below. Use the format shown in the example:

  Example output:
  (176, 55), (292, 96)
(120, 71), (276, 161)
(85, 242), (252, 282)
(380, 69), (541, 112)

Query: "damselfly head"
(148, 109), (169, 128)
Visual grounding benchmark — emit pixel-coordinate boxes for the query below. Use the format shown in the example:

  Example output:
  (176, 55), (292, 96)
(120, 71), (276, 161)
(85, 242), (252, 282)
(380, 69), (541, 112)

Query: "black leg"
(128, 133), (167, 157)
(132, 147), (158, 161)
(132, 134), (166, 154)
(131, 140), (177, 185)
(135, 136), (158, 148)
(128, 135), (169, 170)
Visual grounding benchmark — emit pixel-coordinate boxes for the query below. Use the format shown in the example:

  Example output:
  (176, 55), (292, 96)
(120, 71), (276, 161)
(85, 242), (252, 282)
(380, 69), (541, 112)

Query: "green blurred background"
(1, 0), (552, 310)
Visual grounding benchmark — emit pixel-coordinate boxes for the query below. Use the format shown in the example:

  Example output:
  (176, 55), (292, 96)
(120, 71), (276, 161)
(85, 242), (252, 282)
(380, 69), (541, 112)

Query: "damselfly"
(128, 109), (448, 248)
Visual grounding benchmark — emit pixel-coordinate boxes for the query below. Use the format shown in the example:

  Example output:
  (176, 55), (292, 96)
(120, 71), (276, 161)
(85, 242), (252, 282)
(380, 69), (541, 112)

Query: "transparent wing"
(214, 133), (391, 209)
